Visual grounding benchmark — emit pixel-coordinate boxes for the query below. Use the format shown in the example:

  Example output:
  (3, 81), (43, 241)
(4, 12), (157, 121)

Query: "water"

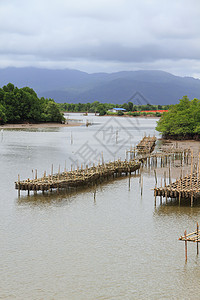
(1, 115), (200, 299)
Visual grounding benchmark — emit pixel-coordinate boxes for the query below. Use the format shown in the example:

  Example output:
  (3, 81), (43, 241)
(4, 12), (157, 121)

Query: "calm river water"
(1, 115), (200, 299)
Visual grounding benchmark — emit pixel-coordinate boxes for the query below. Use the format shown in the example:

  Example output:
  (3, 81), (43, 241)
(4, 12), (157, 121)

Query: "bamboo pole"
(197, 222), (199, 255)
(51, 164), (53, 178)
(154, 169), (157, 187)
(141, 175), (143, 196)
(18, 174), (20, 197)
(185, 230), (187, 262)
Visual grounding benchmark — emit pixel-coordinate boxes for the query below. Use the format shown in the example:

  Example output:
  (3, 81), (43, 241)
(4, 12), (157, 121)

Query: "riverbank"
(160, 139), (200, 156)
(0, 122), (83, 129)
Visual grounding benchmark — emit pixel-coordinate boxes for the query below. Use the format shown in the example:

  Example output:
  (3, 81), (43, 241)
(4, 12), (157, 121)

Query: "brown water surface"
(1, 115), (200, 299)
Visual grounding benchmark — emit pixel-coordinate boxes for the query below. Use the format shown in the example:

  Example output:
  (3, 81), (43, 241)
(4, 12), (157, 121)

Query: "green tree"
(43, 100), (64, 122)
(156, 96), (200, 138)
(0, 103), (7, 124)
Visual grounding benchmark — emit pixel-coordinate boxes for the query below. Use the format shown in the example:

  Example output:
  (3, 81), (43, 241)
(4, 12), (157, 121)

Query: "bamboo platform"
(179, 222), (200, 262)
(154, 150), (200, 206)
(127, 147), (191, 170)
(15, 160), (141, 195)
(136, 135), (156, 154)
(154, 172), (200, 206)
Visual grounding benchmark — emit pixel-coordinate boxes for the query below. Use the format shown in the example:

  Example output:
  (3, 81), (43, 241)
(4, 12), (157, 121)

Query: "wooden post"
(185, 230), (187, 262)
(35, 169), (37, 180)
(51, 164), (53, 179)
(71, 132), (73, 144)
(102, 152), (104, 165)
(141, 175), (143, 196)
(116, 130), (118, 144)
(58, 165), (60, 180)
(197, 222), (199, 255)
(18, 174), (20, 197)
(191, 193), (193, 207)
(154, 169), (157, 187)
(94, 185), (97, 202)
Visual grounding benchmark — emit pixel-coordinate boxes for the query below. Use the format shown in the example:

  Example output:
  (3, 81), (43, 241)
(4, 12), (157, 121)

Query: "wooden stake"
(141, 175), (143, 196)
(94, 185), (96, 201)
(71, 132), (73, 144)
(18, 174), (20, 197)
(197, 222), (199, 255)
(185, 230), (187, 262)
(154, 169), (157, 186)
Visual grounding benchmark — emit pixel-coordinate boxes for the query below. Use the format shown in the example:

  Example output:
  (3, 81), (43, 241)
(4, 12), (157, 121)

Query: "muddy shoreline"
(0, 122), (83, 129)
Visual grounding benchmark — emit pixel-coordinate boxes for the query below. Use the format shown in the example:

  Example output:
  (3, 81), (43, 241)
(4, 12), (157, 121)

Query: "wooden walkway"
(15, 160), (141, 195)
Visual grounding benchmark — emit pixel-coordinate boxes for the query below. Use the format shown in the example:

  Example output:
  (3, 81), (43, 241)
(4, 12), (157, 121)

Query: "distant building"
(109, 108), (126, 113)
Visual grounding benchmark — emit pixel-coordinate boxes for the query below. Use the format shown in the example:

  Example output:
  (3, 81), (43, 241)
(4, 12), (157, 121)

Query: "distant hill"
(0, 67), (200, 105)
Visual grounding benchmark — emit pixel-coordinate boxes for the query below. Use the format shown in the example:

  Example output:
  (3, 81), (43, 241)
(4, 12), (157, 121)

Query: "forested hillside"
(1, 68), (200, 104)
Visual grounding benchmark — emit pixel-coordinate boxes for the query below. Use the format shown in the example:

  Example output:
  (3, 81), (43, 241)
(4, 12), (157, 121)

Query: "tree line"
(58, 101), (169, 115)
(0, 83), (64, 124)
(156, 96), (200, 139)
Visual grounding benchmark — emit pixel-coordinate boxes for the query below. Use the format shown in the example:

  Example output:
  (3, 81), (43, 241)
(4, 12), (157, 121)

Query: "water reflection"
(16, 186), (94, 207)
(16, 174), (140, 207)
(3, 116), (200, 299)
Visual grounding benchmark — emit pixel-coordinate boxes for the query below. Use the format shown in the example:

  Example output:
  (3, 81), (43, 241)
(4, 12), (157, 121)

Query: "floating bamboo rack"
(136, 135), (156, 155)
(15, 160), (141, 195)
(154, 171), (200, 207)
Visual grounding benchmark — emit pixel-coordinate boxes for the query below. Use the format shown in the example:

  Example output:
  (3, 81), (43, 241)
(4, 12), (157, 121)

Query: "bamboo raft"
(136, 135), (156, 154)
(15, 160), (141, 195)
(179, 222), (200, 262)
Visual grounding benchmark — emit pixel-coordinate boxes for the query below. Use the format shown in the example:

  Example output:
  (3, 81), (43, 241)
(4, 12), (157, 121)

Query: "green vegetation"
(0, 83), (64, 124)
(156, 96), (200, 139)
(58, 101), (169, 113)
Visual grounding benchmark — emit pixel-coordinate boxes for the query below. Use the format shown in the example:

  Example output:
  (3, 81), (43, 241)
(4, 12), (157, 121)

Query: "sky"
(0, 0), (200, 78)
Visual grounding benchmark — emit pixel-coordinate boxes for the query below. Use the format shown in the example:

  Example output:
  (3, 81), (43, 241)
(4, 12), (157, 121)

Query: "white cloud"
(0, 0), (200, 77)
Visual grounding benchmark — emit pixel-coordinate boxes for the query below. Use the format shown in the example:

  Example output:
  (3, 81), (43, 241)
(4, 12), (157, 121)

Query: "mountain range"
(0, 67), (200, 105)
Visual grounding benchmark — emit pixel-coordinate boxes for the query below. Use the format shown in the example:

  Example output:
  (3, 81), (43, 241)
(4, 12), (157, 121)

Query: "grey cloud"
(0, 0), (200, 78)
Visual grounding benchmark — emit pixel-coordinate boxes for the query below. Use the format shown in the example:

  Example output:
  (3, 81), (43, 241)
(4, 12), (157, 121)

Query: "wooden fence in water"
(15, 160), (141, 196)
(179, 222), (200, 262)
(154, 150), (200, 206)
(136, 135), (156, 154)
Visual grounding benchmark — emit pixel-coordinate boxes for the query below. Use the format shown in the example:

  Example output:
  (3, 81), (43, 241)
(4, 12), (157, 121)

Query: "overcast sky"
(0, 0), (200, 77)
